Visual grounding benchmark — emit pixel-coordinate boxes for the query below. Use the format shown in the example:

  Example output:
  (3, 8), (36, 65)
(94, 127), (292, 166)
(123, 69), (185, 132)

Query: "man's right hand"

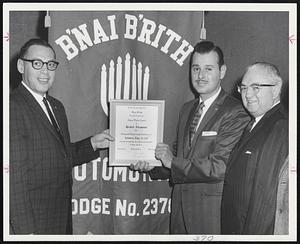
(129, 161), (154, 172)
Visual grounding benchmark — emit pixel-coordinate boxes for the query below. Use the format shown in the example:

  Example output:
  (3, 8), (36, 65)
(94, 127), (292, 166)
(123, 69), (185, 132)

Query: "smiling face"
(191, 51), (226, 101)
(241, 66), (281, 118)
(17, 44), (56, 96)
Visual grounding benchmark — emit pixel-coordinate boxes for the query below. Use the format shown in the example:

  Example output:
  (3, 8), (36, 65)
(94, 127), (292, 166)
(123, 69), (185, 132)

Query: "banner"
(48, 11), (202, 234)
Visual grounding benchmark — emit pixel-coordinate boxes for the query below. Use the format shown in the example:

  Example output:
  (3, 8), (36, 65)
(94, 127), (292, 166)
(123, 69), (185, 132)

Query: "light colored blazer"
(274, 157), (289, 234)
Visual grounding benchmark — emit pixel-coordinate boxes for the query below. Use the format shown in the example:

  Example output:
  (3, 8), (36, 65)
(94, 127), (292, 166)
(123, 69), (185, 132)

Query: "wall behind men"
(9, 10), (289, 110)
(9, 11), (47, 90)
(205, 11), (289, 109)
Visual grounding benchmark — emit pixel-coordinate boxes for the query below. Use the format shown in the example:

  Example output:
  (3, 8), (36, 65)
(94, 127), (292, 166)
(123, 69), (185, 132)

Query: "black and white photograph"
(3, 2), (297, 242)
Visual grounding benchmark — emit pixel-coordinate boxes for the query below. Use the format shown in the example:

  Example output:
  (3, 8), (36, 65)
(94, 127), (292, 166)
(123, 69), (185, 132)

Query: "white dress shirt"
(251, 101), (280, 131)
(22, 81), (59, 126)
(196, 87), (222, 131)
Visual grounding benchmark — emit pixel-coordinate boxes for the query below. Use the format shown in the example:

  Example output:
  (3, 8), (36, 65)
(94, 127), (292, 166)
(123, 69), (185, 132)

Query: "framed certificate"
(109, 100), (165, 166)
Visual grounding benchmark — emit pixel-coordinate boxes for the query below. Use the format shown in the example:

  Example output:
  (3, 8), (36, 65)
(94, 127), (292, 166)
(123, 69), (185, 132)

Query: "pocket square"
(245, 151), (252, 154)
(202, 131), (217, 136)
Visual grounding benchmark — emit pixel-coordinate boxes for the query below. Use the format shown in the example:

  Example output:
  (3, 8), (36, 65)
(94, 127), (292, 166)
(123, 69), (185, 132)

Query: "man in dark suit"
(131, 41), (250, 234)
(221, 62), (288, 234)
(10, 38), (114, 234)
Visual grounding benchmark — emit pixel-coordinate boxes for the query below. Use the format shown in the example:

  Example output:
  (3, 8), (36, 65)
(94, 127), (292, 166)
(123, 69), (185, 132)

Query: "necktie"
(42, 97), (64, 144)
(241, 118), (256, 140)
(189, 101), (205, 147)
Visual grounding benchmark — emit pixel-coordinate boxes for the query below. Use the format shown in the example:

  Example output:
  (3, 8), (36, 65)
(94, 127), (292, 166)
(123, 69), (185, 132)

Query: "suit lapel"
(226, 120), (263, 174)
(46, 96), (67, 147)
(184, 89), (227, 155)
(236, 104), (281, 150)
(18, 84), (66, 148)
(226, 104), (282, 173)
(183, 99), (199, 156)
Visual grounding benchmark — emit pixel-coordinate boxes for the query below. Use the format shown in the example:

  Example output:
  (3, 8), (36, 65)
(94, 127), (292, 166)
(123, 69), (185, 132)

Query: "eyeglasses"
(20, 58), (59, 71)
(238, 83), (276, 94)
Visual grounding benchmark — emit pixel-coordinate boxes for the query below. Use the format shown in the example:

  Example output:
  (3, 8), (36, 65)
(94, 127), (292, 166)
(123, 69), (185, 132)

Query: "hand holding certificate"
(109, 100), (164, 166)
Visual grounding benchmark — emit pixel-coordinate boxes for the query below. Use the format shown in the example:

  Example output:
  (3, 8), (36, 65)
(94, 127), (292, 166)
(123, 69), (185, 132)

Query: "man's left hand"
(91, 129), (114, 150)
(155, 143), (174, 169)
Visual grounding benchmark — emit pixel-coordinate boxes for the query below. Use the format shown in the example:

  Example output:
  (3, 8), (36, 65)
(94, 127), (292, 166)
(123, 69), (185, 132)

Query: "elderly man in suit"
(221, 62), (288, 234)
(131, 41), (250, 234)
(10, 38), (114, 234)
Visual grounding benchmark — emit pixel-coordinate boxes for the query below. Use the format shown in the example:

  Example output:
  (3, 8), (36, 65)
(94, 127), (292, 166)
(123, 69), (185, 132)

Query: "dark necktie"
(241, 118), (256, 140)
(42, 97), (64, 144)
(189, 101), (205, 147)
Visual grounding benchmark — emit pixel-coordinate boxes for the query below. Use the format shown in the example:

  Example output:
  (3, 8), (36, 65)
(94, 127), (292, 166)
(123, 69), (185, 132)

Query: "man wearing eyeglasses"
(9, 38), (114, 234)
(130, 41), (250, 234)
(221, 62), (288, 234)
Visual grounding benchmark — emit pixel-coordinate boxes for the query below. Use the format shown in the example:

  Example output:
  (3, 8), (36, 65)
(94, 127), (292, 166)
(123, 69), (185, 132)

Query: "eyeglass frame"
(238, 83), (276, 94)
(20, 58), (59, 71)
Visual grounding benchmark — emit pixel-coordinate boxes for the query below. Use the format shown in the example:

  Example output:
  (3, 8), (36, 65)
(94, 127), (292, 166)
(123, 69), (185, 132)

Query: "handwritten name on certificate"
(109, 100), (164, 166)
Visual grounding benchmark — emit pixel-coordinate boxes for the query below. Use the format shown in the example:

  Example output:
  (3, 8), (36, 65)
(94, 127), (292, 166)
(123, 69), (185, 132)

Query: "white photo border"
(3, 2), (297, 242)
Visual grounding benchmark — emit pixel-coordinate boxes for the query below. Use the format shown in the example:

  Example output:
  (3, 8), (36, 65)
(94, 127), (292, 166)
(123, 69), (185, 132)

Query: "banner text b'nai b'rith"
(48, 11), (203, 234)
(54, 13), (194, 66)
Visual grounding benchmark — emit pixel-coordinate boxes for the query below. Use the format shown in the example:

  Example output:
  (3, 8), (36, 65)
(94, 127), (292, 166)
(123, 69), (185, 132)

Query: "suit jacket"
(221, 104), (288, 234)
(9, 84), (99, 234)
(150, 89), (250, 234)
(274, 157), (289, 235)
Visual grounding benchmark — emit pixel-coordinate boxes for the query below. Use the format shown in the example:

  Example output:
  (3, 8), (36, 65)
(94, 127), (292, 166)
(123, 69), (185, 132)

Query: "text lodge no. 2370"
(72, 197), (171, 216)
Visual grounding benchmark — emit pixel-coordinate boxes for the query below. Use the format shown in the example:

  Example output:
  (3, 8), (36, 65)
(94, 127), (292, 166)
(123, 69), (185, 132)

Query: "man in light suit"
(131, 41), (250, 234)
(10, 38), (114, 234)
(221, 62), (288, 234)
(274, 157), (289, 235)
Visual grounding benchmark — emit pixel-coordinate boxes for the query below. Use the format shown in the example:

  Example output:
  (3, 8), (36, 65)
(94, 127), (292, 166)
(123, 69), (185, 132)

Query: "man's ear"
(220, 64), (227, 80)
(272, 83), (282, 100)
(17, 59), (24, 74)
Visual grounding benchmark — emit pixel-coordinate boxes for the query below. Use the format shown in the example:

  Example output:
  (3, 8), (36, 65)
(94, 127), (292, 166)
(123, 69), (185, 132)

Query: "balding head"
(240, 62), (283, 117)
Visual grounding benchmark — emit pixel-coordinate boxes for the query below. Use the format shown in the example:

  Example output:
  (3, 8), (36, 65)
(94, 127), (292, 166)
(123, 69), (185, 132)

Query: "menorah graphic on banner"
(100, 53), (150, 116)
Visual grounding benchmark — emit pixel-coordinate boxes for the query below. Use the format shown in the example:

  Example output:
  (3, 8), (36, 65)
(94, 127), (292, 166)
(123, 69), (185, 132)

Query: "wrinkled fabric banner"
(48, 11), (202, 234)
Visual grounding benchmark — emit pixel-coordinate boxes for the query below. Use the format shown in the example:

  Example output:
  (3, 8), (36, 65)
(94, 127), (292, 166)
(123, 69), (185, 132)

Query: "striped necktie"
(42, 97), (64, 144)
(189, 101), (205, 147)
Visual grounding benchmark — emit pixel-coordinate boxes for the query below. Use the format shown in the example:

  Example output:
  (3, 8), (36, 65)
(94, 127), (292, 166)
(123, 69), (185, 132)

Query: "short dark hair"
(19, 38), (56, 59)
(190, 41), (224, 69)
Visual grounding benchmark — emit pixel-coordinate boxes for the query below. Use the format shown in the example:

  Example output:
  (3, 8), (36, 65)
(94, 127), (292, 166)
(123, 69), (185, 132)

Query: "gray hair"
(247, 62), (283, 88)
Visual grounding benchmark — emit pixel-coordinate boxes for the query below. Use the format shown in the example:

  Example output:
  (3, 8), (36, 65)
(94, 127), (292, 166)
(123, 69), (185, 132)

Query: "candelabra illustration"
(100, 52), (150, 116)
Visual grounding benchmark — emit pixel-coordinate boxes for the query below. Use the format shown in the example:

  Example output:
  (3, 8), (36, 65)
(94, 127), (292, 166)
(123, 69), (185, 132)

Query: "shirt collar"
(22, 81), (46, 103)
(254, 101), (281, 123)
(200, 87), (221, 107)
